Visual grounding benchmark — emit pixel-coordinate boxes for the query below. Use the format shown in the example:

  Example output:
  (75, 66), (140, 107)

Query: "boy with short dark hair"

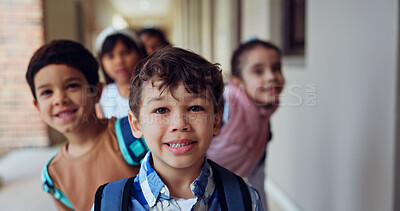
(26, 40), (145, 210)
(94, 47), (263, 210)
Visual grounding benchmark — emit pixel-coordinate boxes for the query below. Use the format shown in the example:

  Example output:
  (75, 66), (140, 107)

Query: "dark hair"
(26, 40), (99, 100)
(129, 47), (224, 118)
(98, 33), (145, 84)
(231, 40), (282, 78)
(138, 28), (170, 47)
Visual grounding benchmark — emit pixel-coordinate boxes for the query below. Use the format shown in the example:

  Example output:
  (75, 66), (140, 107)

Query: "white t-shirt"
(99, 83), (130, 118)
(174, 198), (197, 211)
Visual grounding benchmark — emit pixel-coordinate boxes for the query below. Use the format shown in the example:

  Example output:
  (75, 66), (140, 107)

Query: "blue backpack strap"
(41, 155), (74, 210)
(115, 116), (149, 166)
(208, 159), (252, 211)
(94, 177), (135, 211)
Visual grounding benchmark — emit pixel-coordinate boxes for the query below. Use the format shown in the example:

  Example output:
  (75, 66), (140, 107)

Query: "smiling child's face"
(238, 46), (285, 106)
(33, 64), (99, 134)
(128, 80), (221, 171)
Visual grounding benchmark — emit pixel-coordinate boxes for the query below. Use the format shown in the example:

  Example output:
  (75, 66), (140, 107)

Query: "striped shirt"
(128, 152), (263, 210)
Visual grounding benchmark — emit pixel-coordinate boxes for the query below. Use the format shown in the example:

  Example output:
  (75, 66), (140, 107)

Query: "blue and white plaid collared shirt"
(128, 152), (263, 210)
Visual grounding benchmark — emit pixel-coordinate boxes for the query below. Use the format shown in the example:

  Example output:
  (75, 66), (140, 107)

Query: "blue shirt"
(128, 152), (263, 210)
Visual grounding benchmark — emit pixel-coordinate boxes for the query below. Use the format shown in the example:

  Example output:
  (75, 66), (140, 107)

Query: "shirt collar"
(138, 152), (215, 207)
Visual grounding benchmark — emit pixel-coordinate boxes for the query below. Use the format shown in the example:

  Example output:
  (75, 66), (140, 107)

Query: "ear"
(128, 110), (143, 138)
(33, 99), (40, 111)
(212, 111), (222, 136)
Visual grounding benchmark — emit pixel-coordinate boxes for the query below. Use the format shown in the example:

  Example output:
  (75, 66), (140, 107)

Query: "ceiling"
(109, 0), (172, 18)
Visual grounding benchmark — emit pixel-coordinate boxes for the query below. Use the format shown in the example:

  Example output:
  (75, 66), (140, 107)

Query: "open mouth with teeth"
(166, 142), (195, 148)
(55, 109), (78, 120)
(261, 86), (281, 94)
(164, 141), (197, 154)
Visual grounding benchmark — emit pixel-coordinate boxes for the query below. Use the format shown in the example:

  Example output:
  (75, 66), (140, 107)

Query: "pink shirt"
(206, 82), (277, 177)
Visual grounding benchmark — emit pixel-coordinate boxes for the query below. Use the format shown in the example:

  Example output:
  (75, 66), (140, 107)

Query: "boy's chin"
(254, 97), (280, 107)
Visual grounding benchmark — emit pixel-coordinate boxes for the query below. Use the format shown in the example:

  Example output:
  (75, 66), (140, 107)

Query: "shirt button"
(162, 200), (170, 207)
(160, 187), (166, 194)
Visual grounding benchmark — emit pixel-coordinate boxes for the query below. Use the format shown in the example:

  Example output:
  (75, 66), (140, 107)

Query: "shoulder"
(100, 83), (117, 98)
(47, 145), (67, 173)
(246, 183), (264, 211)
(104, 83), (117, 90)
(207, 160), (263, 210)
(95, 176), (148, 209)
(99, 117), (121, 150)
(224, 83), (253, 108)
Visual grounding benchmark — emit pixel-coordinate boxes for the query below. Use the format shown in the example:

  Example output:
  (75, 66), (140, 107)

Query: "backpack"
(94, 159), (252, 211)
(41, 116), (148, 210)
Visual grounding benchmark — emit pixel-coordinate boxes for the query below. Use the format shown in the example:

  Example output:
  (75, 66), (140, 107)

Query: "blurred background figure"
(95, 27), (145, 119)
(138, 28), (170, 55)
(207, 39), (285, 210)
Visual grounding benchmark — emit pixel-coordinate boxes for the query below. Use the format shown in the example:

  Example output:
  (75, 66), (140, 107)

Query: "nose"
(113, 54), (124, 65)
(264, 69), (277, 82)
(170, 113), (191, 132)
(52, 91), (68, 106)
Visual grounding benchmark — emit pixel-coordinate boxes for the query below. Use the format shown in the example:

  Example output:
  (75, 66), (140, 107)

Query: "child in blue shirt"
(94, 47), (263, 210)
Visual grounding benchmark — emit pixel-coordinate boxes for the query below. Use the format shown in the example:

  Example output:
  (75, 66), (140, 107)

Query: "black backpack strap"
(94, 183), (108, 211)
(121, 177), (135, 211)
(94, 176), (136, 211)
(210, 161), (228, 211)
(115, 117), (149, 166)
(208, 159), (252, 211)
(235, 174), (252, 211)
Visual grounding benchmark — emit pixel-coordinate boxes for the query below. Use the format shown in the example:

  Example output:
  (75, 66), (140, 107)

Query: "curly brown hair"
(129, 47), (224, 118)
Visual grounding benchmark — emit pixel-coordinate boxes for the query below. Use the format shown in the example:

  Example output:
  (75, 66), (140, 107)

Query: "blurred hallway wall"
(263, 0), (399, 211)
(0, 0), (48, 155)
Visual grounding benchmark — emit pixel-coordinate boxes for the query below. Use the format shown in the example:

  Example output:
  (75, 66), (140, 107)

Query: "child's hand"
(95, 103), (105, 119)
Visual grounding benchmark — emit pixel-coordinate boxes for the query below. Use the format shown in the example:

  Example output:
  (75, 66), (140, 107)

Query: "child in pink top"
(207, 40), (284, 209)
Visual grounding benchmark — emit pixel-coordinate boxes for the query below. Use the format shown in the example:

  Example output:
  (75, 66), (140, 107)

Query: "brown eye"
(272, 65), (281, 72)
(67, 83), (81, 90)
(189, 106), (204, 112)
(105, 53), (114, 60)
(253, 69), (264, 75)
(155, 107), (169, 114)
(41, 90), (52, 96)
(122, 50), (131, 56)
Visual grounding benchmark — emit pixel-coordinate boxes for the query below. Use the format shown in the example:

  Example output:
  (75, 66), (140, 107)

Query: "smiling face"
(101, 41), (140, 85)
(128, 81), (221, 171)
(237, 46), (285, 106)
(33, 64), (99, 134)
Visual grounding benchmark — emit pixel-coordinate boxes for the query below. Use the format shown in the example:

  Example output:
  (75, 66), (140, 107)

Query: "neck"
(64, 115), (108, 157)
(117, 82), (130, 98)
(153, 156), (204, 199)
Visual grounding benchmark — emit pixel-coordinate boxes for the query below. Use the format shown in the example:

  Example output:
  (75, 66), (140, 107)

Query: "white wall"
(266, 0), (399, 211)
(241, 0), (270, 41)
(213, 0), (239, 78)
